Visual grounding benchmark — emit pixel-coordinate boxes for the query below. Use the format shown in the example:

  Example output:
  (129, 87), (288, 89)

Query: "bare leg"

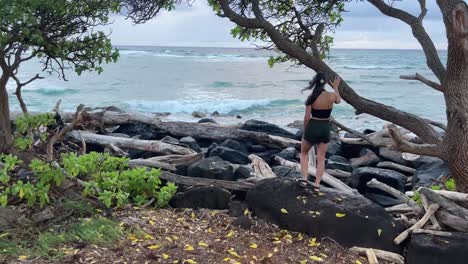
(315, 143), (328, 187)
(300, 139), (313, 181)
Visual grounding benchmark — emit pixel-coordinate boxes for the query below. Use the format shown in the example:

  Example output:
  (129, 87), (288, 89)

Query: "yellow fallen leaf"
(184, 259), (196, 264)
(284, 234), (293, 240)
(319, 253), (328, 258)
(249, 243), (257, 249)
(300, 260), (308, 264)
(211, 211), (217, 217)
(223, 258), (231, 262)
(163, 253), (170, 260)
(144, 234), (154, 240)
(149, 220), (156, 226)
(147, 245), (160, 250)
(355, 261), (362, 264)
(18, 255), (28, 260)
(228, 249), (242, 258)
(273, 247), (278, 253)
(244, 209), (250, 216)
(198, 242), (208, 247)
(191, 212), (196, 219)
(335, 213), (346, 218)
(377, 228), (382, 237)
(226, 230), (235, 238)
(172, 235), (179, 240)
(173, 261), (179, 263)
(272, 240), (281, 244)
(166, 237), (173, 243)
(280, 208), (288, 214)
(298, 233), (304, 241)
(267, 253), (273, 258)
(309, 255), (324, 262)
(208, 227), (213, 233)
(184, 244), (194, 251)
(309, 238), (320, 247)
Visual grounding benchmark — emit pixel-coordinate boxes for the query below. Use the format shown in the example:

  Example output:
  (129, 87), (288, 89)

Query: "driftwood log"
(376, 161), (416, 174)
(247, 154), (276, 181)
(420, 194), (441, 230)
(365, 248), (379, 264)
(159, 171), (254, 191)
(394, 204), (440, 245)
(13, 110), (300, 149)
(146, 153), (204, 167)
(67, 130), (195, 155)
(274, 156), (354, 194)
(419, 187), (468, 221)
(128, 159), (176, 172)
(367, 178), (422, 214)
(350, 247), (404, 264)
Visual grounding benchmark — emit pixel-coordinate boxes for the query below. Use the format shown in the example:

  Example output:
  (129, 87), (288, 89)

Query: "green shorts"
(303, 119), (331, 145)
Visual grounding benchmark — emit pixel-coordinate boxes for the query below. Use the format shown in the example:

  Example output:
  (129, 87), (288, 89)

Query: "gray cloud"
(109, 1), (447, 49)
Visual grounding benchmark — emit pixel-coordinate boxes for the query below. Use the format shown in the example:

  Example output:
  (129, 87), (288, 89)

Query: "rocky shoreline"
(6, 108), (468, 263)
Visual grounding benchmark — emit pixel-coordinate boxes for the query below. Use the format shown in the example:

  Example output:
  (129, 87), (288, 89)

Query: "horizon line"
(113, 44), (448, 51)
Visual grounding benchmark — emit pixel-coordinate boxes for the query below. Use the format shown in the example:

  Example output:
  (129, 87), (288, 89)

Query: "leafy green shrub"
(13, 113), (56, 151)
(62, 152), (177, 208)
(0, 155), (63, 207)
(1, 152), (177, 209)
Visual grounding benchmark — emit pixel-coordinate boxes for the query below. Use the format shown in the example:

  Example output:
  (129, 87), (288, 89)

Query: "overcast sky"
(109, 1), (447, 49)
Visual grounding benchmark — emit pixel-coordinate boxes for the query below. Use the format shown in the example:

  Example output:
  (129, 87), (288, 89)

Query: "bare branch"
(368, 0), (446, 81)
(387, 124), (442, 158)
(400, 73), (443, 92)
(330, 118), (374, 145)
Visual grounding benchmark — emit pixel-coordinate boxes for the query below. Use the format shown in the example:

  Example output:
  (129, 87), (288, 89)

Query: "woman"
(300, 72), (341, 191)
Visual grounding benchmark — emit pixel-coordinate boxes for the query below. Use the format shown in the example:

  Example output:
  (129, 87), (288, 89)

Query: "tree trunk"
(441, 1), (468, 192)
(0, 79), (12, 153)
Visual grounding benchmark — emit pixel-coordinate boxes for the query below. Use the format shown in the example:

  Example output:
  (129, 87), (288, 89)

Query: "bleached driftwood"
(325, 169), (351, 179)
(412, 229), (453, 237)
(394, 204), (440, 245)
(436, 210), (468, 232)
(144, 153), (204, 167)
(350, 247), (404, 264)
(159, 171), (254, 191)
(365, 248), (379, 264)
(247, 154), (276, 181)
(377, 161), (416, 174)
(385, 203), (414, 213)
(275, 156), (354, 194)
(420, 194), (441, 230)
(419, 187), (468, 221)
(433, 189), (468, 203)
(367, 178), (422, 214)
(128, 159), (176, 172)
(67, 130), (195, 155)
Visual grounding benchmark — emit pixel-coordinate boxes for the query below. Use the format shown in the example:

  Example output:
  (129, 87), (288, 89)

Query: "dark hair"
(302, 72), (327, 105)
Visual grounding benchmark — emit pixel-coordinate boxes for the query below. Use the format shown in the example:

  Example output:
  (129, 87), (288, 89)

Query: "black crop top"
(311, 108), (332, 119)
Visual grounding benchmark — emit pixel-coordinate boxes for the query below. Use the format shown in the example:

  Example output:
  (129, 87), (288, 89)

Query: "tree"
(0, 0), (120, 152)
(125, 0), (468, 192)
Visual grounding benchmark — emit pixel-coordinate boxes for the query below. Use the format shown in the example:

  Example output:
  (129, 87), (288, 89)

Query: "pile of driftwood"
(9, 106), (466, 264)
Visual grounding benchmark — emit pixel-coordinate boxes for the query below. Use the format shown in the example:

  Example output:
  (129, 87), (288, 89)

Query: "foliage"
(62, 152), (177, 208)
(0, 0), (120, 79)
(0, 152), (177, 209)
(412, 180), (457, 204)
(0, 154), (62, 207)
(208, 0), (349, 66)
(13, 113), (56, 151)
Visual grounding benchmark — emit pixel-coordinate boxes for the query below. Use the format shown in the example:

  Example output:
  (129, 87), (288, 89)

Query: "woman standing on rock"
(300, 73), (341, 191)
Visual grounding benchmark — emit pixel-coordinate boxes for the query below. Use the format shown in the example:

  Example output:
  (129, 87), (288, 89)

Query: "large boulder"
(406, 232), (468, 264)
(209, 146), (250, 165)
(170, 186), (230, 209)
(271, 166), (302, 179)
(220, 139), (249, 154)
(326, 155), (352, 172)
(234, 165), (253, 179)
(326, 140), (343, 159)
(350, 149), (380, 168)
(246, 178), (404, 252)
(412, 160), (450, 187)
(276, 147), (298, 162)
(179, 136), (202, 153)
(350, 167), (407, 194)
(198, 118), (217, 124)
(187, 157), (235, 181)
(365, 193), (402, 207)
(240, 119), (296, 139)
(113, 122), (163, 140)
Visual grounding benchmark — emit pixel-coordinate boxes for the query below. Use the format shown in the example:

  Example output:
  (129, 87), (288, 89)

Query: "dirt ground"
(7, 207), (370, 264)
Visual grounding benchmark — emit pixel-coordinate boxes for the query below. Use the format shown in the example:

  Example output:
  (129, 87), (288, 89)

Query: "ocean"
(7, 46), (447, 131)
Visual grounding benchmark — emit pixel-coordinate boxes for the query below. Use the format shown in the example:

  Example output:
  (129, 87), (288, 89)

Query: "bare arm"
(330, 76), (342, 104)
(304, 105), (311, 131)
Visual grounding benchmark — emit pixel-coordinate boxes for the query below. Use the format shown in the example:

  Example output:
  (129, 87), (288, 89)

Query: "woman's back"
(311, 91), (334, 110)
